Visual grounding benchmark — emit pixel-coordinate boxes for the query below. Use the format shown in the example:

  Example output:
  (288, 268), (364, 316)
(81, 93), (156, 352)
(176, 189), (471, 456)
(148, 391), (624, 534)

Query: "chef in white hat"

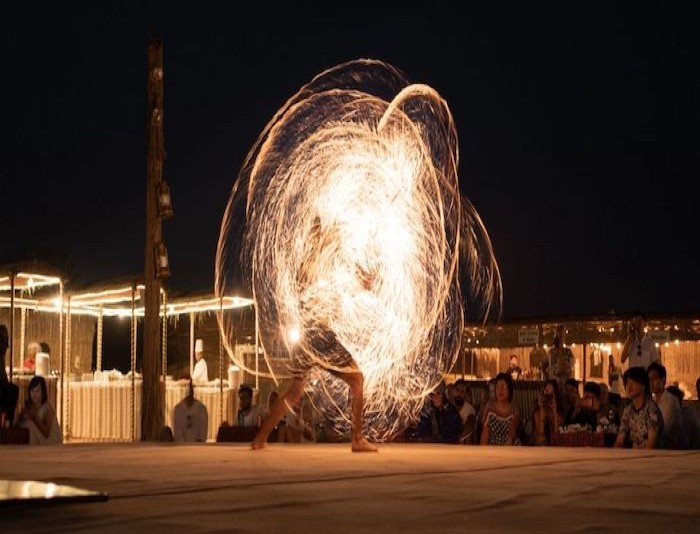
(191, 338), (209, 383)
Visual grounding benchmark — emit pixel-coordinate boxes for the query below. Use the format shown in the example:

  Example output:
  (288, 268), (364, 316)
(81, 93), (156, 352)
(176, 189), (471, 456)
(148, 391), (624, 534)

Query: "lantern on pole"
(155, 242), (170, 280)
(157, 181), (174, 219)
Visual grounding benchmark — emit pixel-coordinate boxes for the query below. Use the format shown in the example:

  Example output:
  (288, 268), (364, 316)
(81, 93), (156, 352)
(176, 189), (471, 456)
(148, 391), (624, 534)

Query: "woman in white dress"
(19, 376), (62, 445)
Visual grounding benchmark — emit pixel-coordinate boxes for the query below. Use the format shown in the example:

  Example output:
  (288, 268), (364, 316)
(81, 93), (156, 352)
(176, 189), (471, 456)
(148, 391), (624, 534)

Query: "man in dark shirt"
(416, 390), (461, 443)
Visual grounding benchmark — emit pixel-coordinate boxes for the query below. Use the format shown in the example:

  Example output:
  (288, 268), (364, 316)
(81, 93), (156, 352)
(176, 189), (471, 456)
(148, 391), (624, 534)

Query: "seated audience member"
(598, 383), (611, 418)
(235, 384), (265, 427)
(693, 378), (700, 445)
(445, 383), (459, 407)
(416, 389), (461, 443)
(648, 362), (682, 449)
(572, 381), (603, 429)
(23, 341), (41, 373)
(615, 367), (663, 449)
(1, 325), (20, 428)
(158, 425), (174, 442)
(18, 376), (62, 445)
(562, 378), (582, 426)
(173, 378), (208, 442)
(480, 373), (521, 446)
(454, 379), (477, 443)
(532, 379), (563, 446)
(279, 396), (316, 443)
(665, 385), (695, 450)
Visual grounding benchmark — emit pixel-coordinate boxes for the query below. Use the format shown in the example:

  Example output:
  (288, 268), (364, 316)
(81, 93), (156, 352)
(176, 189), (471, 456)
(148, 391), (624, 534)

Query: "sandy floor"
(1, 443), (699, 533)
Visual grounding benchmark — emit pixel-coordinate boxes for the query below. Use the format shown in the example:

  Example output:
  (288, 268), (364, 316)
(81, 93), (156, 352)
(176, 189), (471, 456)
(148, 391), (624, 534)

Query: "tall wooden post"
(142, 38), (166, 440)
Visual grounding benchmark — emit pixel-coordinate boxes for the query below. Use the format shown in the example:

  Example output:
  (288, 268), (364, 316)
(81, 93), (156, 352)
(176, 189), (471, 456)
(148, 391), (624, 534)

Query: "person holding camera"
(532, 379), (563, 445)
(621, 314), (659, 370)
(543, 325), (574, 387)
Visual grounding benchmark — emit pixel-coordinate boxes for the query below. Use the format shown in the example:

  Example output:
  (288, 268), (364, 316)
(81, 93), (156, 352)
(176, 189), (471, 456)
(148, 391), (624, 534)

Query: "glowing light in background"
(216, 59), (501, 440)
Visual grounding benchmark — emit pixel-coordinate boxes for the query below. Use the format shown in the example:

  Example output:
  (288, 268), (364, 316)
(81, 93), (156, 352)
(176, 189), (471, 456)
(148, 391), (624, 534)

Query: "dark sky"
(1, 2), (697, 319)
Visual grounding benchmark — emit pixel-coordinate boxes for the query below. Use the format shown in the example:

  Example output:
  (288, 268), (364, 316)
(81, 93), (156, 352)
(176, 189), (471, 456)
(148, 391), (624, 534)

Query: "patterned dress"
(485, 411), (520, 445)
(618, 397), (663, 449)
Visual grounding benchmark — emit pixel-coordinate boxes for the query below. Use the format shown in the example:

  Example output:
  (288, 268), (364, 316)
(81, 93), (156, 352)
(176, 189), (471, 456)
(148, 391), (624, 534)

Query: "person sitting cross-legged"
(173, 377), (208, 442)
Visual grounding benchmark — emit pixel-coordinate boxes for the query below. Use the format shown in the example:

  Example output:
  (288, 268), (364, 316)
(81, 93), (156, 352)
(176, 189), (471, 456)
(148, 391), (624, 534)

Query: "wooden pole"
(131, 282), (137, 442)
(96, 305), (103, 372)
(19, 307), (26, 364)
(219, 297), (224, 427)
(65, 297), (72, 441)
(58, 282), (64, 438)
(161, 290), (168, 381)
(9, 272), (14, 381)
(142, 37), (165, 440)
(189, 312), (195, 377)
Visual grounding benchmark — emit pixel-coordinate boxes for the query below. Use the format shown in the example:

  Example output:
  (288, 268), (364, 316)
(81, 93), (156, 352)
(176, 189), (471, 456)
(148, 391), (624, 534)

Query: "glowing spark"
(216, 59), (501, 441)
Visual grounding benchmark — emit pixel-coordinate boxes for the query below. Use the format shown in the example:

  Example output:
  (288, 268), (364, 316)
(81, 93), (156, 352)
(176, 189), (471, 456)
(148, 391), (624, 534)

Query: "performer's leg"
(252, 376), (305, 450)
(336, 370), (378, 452)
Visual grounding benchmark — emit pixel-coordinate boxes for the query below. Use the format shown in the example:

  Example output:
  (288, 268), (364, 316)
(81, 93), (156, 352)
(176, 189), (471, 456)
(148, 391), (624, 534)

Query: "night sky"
(2, 2), (697, 319)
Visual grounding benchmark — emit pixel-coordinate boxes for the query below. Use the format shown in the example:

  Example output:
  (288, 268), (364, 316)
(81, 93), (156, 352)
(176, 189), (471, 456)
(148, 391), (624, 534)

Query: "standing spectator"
(480, 373), (521, 445)
(508, 355), (522, 380)
(648, 362), (682, 449)
(530, 344), (548, 379)
(621, 313), (659, 370)
(543, 325), (574, 388)
(173, 378), (208, 442)
(191, 338), (209, 383)
(608, 353), (624, 397)
(615, 367), (663, 449)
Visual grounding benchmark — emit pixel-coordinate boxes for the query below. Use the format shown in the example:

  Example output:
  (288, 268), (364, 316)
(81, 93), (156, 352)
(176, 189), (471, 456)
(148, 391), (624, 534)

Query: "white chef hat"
(195, 339), (204, 353)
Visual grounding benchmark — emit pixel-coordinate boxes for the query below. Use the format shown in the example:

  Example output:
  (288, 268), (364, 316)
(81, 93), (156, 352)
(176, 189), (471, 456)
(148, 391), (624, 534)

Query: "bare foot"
(251, 439), (267, 450)
(352, 437), (378, 452)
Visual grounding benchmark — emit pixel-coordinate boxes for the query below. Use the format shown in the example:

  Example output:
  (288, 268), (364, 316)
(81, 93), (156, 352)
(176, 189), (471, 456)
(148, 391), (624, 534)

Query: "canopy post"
(162, 289), (168, 381)
(19, 307), (26, 365)
(65, 296), (72, 440)
(8, 271), (14, 381)
(131, 282), (137, 443)
(96, 305), (104, 372)
(219, 296), (224, 427)
(161, 289), (168, 426)
(58, 282), (64, 438)
(189, 312), (195, 377)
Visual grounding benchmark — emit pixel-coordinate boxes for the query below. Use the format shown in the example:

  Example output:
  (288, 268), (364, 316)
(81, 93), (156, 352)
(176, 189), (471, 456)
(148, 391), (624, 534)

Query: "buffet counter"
(55, 378), (243, 442)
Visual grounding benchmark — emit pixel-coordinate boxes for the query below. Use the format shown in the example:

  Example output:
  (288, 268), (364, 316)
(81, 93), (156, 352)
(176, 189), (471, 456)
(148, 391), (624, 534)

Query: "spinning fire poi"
(216, 59), (501, 448)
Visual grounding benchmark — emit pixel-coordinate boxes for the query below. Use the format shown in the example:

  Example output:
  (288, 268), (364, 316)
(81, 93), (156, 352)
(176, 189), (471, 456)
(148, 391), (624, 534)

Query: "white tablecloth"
(66, 380), (142, 442)
(55, 380), (249, 442)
